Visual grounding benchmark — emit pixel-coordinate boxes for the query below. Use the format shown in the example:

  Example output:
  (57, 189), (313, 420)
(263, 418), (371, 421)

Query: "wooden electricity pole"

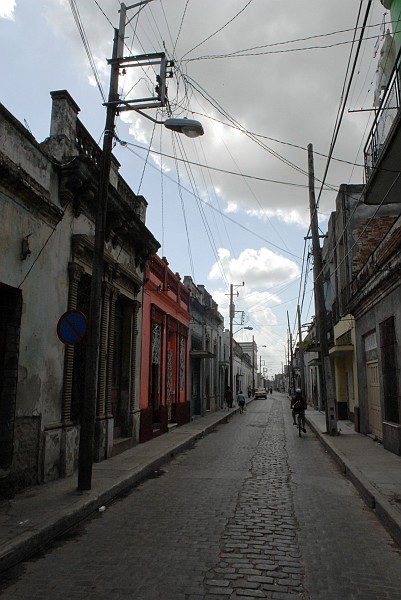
(229, 284), (234, 392)
(78, 12), (126, 491)
(308, 143), (338, 435)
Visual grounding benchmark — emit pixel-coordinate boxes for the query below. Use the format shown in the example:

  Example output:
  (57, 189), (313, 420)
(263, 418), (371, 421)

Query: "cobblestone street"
(1, 396), (401, 599)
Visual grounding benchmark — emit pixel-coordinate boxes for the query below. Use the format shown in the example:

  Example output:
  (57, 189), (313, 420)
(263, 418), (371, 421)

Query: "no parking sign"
(57, 310), (88, 345)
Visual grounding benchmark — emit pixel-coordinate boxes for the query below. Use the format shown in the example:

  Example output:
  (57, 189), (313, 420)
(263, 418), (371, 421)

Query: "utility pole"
(308, 143), (338, 435)
(297, 304), (305, 396)
(78, 9), (126, 491)
(287, 311), (295, 394)
(228, 282), (244, 394)
(77, 1), (205, 491)
(252, 334), (255, 394)
(229, 284), (234, 393)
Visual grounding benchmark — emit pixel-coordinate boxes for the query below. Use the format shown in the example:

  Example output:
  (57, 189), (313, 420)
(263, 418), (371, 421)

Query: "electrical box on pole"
(106, 52), (174, 113)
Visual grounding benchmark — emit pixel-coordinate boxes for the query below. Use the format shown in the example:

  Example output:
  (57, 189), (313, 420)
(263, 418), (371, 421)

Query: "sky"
(0, 0), (388, 375)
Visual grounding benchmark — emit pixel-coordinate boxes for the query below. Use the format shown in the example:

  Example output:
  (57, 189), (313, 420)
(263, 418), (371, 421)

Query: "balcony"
(364, 49), (401, 205)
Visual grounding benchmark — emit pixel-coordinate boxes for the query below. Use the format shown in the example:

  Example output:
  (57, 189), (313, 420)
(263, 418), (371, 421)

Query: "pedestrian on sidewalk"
(225, 386), (233, 410)
(237, 390), (246, 413)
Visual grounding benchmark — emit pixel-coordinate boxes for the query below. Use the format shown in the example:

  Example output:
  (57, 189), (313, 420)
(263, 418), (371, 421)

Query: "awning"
(329, 344), (354, 357)
(190, 350), (216, 359)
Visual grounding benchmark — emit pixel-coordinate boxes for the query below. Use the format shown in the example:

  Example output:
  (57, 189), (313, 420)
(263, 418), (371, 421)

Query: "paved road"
(1, 397), (401, 599)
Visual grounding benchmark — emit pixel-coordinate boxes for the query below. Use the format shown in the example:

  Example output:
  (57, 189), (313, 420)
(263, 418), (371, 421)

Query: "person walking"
(225, 386), (233, 410)
(237, 390), (246, 413)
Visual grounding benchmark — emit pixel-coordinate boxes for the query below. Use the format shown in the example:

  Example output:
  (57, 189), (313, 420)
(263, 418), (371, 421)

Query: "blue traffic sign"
(57, 310), (88, 345)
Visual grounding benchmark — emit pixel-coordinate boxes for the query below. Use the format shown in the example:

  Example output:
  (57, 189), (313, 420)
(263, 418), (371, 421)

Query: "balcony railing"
(364, 49), (401, 180)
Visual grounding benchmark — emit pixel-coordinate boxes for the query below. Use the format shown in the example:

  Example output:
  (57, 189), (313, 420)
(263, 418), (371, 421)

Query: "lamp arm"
(132, 108), (164, 124)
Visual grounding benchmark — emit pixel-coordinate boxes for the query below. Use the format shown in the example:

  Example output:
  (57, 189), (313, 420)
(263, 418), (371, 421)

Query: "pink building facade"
(139, 255), (191, 442)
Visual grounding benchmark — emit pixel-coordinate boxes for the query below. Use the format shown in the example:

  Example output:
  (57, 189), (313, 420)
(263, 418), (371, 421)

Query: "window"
(150, 321), (162, 420)
(179, 335), (186, 391)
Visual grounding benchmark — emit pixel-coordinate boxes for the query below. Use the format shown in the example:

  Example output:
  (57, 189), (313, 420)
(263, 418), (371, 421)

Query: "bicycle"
(296, 411), (306, 437)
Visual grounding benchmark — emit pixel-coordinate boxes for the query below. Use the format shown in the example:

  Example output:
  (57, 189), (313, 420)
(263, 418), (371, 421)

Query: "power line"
(69, 0), (106, 102)
(181, 74), (340, 192)
(183, 33), (385, 63)
(182, 20), (389, 61)
(182, 0), (255, 60)
(117, 138), (329, 190)
(297, 1), (374, 330)
(117, 140), (302, 261)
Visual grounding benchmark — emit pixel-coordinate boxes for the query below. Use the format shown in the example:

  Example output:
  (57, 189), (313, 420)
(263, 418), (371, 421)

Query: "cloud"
(208, 247), (300, 287)
(39, 0), (384, 227)
(0, 0), (16, 19)
(29, 0), (384, 370)
(207, 247), (300, 368)
(210, 284), (289, 371)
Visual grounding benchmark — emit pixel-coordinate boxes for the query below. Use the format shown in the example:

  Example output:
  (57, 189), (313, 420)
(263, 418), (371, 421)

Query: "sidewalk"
(0, 406), (239, 574)
(1, 401), (401, 575)
(306, 410), (401, 549)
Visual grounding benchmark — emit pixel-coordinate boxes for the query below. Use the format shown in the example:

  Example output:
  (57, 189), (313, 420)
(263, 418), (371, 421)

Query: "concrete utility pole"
(308, 143), (338, 435)
(297, 304), (305, 396)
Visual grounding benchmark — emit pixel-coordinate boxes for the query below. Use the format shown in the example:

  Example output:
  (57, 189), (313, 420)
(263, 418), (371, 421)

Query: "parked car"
(254, 388), (267, 399)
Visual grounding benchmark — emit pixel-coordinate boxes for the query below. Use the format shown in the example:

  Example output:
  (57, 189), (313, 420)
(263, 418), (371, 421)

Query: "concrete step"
(111, 436), (134, 457)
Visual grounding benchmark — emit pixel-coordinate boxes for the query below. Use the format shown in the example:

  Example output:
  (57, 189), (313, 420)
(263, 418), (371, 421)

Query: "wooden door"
(367, 361), (382, 441)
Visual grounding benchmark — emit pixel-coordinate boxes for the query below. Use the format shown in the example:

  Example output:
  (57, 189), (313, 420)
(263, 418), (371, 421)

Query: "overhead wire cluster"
(65, 0), (388, 359)
(292, 0), (394, 355)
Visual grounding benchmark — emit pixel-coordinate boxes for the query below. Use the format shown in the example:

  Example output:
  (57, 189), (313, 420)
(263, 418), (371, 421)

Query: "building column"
(128, 300), (141, 442)
(93, 283), (115, 461)
(97, 282), (113, 418)
(105, 287), (118, 417)
(104, 287), (118, 457)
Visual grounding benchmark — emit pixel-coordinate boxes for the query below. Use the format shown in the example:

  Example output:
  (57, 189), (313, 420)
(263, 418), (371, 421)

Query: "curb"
(306, 417), (401, 549)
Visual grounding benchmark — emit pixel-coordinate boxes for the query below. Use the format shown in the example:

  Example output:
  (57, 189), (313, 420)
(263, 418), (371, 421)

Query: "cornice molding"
(0, 152), (63, 226)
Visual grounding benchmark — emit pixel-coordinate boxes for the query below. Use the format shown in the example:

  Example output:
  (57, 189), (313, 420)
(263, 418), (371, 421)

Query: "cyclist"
(291, 388), (306, 433)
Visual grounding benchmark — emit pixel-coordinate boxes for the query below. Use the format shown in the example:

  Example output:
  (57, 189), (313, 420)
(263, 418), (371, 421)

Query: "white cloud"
(208, 247), (299, 287)
(37, 0), (384, 227)
(0, 0), (16, 19)
(3, 0), (386, 369)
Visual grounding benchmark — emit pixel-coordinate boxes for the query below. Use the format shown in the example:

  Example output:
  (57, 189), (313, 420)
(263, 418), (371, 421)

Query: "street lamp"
(164, 118), (204, 137)
(134, 111), (204, 138)
(78, 3), (204, 491)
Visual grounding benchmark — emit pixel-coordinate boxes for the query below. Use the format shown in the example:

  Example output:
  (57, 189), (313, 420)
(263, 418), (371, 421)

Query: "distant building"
(183, 277), (227, 416)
